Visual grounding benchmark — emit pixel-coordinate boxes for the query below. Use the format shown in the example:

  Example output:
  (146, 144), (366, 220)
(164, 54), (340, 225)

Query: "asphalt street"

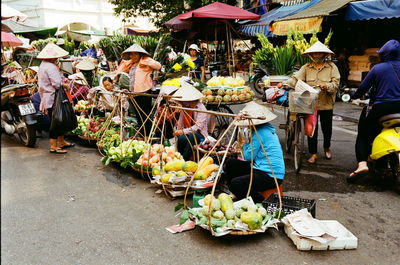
(2, 102), (399, 265)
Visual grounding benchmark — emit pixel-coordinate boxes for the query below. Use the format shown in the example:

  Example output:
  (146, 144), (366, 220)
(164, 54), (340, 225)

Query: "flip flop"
(347, 170), (368, 183)
(49, 148), (67, 154)
(61, 143), (75, 149)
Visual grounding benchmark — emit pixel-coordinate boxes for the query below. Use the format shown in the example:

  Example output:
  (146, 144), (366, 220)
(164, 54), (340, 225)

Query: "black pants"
(308, 109), (333, 154)
(133, 96), (153, 137)
(356, 102), (400, 162)
(223, 159), (283, 203)
(47, 108), (63, 139)
(177, 132), (204, 161)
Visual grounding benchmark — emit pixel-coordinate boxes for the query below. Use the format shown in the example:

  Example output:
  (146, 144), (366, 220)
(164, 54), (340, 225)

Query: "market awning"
(2, 20), (57, 39)
(239, 0), (321, 37)
(1, 4), (27, 22)
(271, 0), (354, 35)
(345, 0), (400, 21)
(1, 31), (23, 47)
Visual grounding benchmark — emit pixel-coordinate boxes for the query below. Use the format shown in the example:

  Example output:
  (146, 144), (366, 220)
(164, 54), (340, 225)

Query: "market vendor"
(285, 41), (340, 164)
(75, 58), (97, 87)
(37, 42), (74, 154)
(222, 102), (285, 203)
(87, 76), (117, 112)
(155, 85), (180, 140)
(67, 72), (89, 103)
(188, 44), (205, 82)
(26, 66), (39, 84)
(173, 82), (209, 161)
(121, 44), (161, 137)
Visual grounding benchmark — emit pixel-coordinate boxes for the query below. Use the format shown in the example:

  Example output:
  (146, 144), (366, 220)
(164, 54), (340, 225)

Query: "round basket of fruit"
(196, 140), (240, 156)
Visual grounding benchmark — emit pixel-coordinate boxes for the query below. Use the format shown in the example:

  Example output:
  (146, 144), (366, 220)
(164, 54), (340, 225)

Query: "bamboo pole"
(169, 105), (266, 120)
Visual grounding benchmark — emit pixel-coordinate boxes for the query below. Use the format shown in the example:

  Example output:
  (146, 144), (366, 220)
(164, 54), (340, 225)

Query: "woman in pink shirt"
(37, 42), (74, 154)
(121, 44), (161, 137)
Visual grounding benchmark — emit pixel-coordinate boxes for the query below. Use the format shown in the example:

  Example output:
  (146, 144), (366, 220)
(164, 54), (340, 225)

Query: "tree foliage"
(109, 0), (238, 28)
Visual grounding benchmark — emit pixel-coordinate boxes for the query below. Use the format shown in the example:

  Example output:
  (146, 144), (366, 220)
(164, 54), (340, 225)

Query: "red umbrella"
(179, 2), (260, 20)
(165, 15), (193, 30)
(1, 31), (23, 47)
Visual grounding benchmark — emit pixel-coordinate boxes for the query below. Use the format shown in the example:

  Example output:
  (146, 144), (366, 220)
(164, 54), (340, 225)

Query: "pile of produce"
(186, 194), (279, 236)
(97, 129), (121, 151)
(134, 144), (184, 170)
(73, 116), (107, 139)
(74, 100), (93, 112)
(198, 140), (239, 154)
(102, 139), (150, 168)
(206, 76), (246, 88)
(202, 87), (255, 104)
(153, 156), (219, 185)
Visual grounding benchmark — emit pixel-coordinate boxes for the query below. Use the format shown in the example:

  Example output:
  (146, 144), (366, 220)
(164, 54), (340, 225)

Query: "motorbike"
(249, 65), (268, 96)
(1, 83), (41, 147)
(368, 113), (400, 192)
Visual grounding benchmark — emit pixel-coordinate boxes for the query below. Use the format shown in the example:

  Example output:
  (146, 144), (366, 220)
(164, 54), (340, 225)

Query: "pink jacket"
(38, 61), (63, 111)
(176, 101), (209, 137)
(129, 57), (161, 93)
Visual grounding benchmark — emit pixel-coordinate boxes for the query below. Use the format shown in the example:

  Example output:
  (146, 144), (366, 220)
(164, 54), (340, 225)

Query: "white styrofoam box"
(284, 220), (358, 251)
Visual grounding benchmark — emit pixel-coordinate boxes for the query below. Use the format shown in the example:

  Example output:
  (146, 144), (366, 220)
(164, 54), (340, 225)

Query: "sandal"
(60, 143), (75, 149)
(307, 154), (317, 164)
(49, 148), (67, 154)
(347, 170), (368, 183)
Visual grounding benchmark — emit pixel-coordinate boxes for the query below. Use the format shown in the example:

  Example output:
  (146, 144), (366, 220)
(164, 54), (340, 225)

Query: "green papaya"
(240, 211), (263, 230)
(218, 193), (233, 213)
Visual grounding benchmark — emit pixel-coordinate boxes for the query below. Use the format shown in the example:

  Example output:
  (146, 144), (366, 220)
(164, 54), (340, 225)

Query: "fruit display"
(202, 86), (255, 104)
(206, 76), (245, 87)
(135, 144), (184, 170)
(187, 195), (278, 236)
(102, 139), (150, 168)
(97, 129), (121, 151)
(198, 140), (239, 154)
(74, 100), (92, 112)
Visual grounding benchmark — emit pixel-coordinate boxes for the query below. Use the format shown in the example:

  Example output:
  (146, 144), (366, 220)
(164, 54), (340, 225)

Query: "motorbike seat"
(379, 113), (400, 128)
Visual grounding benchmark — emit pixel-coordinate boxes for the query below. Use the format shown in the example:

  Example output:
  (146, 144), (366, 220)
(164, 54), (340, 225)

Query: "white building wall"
(3, 0), (155, 32)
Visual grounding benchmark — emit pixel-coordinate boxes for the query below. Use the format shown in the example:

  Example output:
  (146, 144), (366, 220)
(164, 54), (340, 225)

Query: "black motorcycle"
(249, 65), (269, 96)
(1, 83), (41, 147)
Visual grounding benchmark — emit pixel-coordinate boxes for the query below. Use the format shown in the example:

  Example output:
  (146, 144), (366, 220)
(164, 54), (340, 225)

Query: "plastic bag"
(50, 87), (78, 135)
(262, 87), (285, 103)
(305, 109), (317, 137)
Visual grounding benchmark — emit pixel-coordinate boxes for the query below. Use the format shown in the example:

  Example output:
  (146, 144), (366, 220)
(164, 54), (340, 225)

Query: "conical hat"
(122, 44), (150, 56)
(75, 59), (96, 71)
(37, 42), (69, 59)
(302, 41), (334, 56)
(28, 66), (39, 72)
(68, 72), (88, 85)
(172, 82), (203, 101)
(159, 85), (179, 97)
(234, 101), (277, 126)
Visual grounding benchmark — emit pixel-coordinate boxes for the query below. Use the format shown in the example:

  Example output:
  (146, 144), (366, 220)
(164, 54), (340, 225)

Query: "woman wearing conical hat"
(172, 82), (209, 161)
(121, 44), (161, 137)
(37, 42), (75, 154)
(286, 41), (340, 164)
(222, 102), (285, 203)
(67, 72), (89, 103)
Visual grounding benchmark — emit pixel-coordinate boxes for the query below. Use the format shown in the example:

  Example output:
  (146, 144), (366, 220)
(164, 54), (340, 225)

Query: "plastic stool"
(260, 184), (283, 199)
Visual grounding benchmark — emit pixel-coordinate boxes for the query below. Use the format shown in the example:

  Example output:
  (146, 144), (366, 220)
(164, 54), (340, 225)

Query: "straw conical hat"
(121, 44), (150, 56)
(28, 66), (39, 72)
(159, 85), (179, 96)
(234, 101), (277, 126)
(37, 42), (69, 59)
(302, 41), (334, 56)
(75, 59), (96, 71)
(172, 82), (203, 101)
(68, 72), (88, 85)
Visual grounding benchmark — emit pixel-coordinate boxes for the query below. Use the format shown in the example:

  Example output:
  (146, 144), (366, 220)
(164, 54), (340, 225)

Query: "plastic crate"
(262, 194), (316, 217)
(288, 91), (318, 114)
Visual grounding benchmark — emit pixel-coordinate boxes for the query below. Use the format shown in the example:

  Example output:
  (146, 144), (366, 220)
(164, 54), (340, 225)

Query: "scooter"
(368, 113), (400, 192)
(1, 83), (40, 147)
(249, 65), (268, 96)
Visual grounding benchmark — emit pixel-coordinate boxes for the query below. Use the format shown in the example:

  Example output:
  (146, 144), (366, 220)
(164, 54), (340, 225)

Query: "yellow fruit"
(240, 211), (263, 230)
(194, 164), (219, 180)
(218, 193), (234, 213)
(224, 89), (233, 96)
(204, 194), (215, 207)
(238, 94), (246, 101)
(223, 95), (231, 102)
(231, 95), (239, 102)
(202, 89), (212, 95)
(217, 89), (225, 96)
(182, 161), (198, 173)
(164, 160), (185, 172)
(176, 171), (188, 177)
(198, 156), (214, 171)
(206, 95), (215, 102)
(161, 173), (174, 183)
(232, 89), (239, 95)
(245, 93), (252, 100)
(152, 167), (162, 176)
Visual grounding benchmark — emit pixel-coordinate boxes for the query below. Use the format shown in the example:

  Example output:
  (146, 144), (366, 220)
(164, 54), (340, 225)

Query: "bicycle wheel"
(293, 116), (305, 173)
(284, 111), (294, 153)
(211, 105), (234, 139)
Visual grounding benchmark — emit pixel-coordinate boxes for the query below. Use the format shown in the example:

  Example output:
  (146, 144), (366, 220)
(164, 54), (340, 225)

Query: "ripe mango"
(198, 156), (214, 171)
(240, 211), (263, 230)
(152, 166), (162, 176)
(176, 171), (188, 177)
(164, 160), (185, 172)
(182, 161), (198, 173)
(161, 173), (174, 183)
(194, 164), (219, 180)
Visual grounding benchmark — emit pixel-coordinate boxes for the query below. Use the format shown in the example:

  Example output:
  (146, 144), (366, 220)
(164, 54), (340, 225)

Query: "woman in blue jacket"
(223, 102), (285, 203)
(348, 40), (400, 181)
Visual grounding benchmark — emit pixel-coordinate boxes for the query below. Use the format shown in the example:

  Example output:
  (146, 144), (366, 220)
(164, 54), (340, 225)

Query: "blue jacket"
(352, 40), (400, 104)
(80, 48), (97, 59)
(243, 123), (285, 180)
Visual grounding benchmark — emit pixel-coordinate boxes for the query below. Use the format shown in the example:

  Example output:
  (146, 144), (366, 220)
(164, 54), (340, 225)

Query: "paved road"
(2, 106), (399, 265)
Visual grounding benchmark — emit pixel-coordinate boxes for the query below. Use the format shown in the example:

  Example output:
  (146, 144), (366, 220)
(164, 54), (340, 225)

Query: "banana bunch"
(207, 76), (225, 87)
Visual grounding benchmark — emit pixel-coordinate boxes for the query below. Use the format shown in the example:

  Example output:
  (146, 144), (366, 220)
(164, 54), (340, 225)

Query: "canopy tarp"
(1, 4), (27, 22)
(345, 0), (400, 21)
(2, 20), (57, 39)
(239, 0), (321, 37)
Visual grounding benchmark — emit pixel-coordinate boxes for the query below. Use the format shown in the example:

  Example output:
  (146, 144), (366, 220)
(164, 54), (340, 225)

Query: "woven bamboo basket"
(78, 134), (99, 141)
(194, 145), (240, 157)
(131, 165), (152, 179)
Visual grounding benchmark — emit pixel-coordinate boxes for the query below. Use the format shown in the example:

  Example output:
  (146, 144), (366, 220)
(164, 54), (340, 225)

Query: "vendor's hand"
(235, 113), (246, 121)
(173, 130), (184, 137)
(42, 109), (48, 115)
(319, 82), (328, 90)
